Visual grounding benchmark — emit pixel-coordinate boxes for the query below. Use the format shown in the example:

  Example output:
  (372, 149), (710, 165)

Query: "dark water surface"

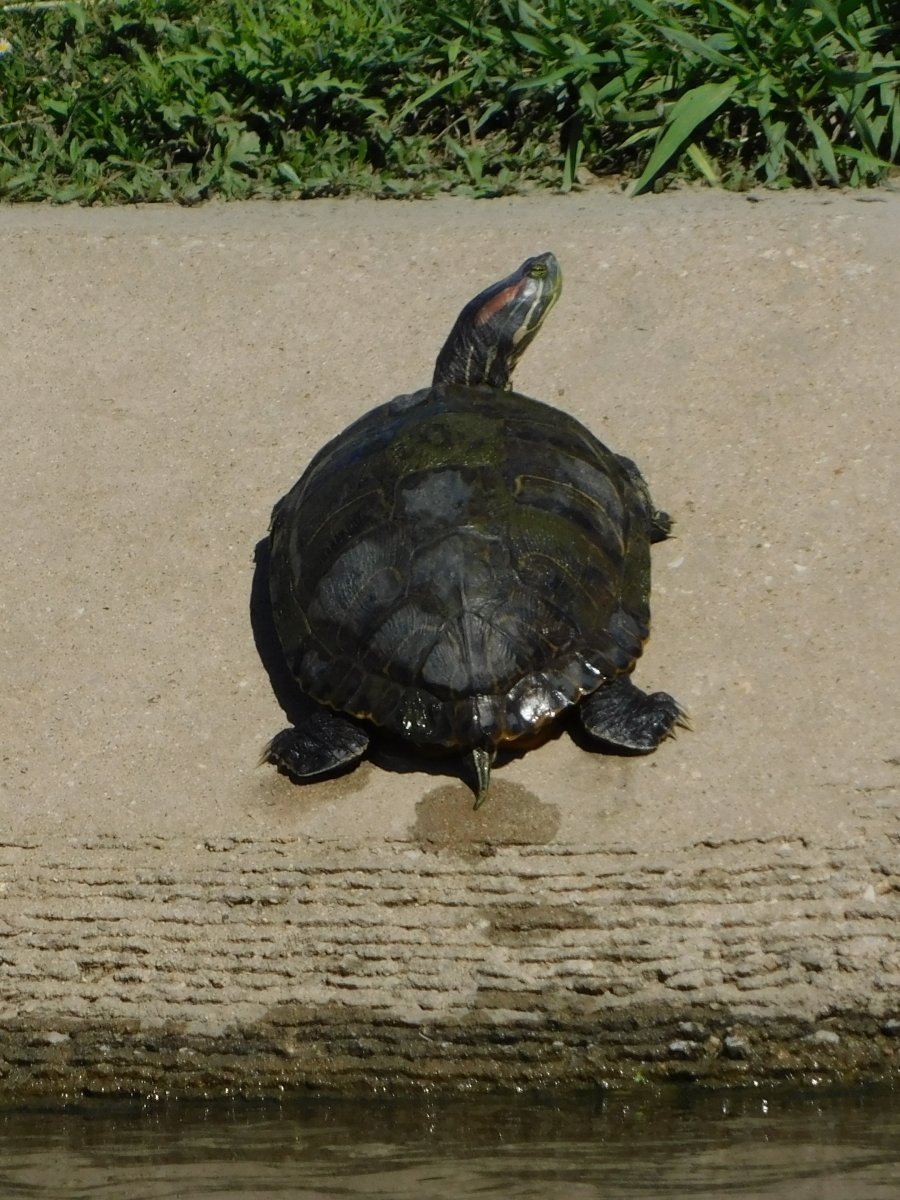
(1, 1086), (898, 1199)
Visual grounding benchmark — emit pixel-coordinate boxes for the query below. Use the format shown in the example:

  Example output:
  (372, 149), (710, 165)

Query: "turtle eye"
(528, 262), (548, 279)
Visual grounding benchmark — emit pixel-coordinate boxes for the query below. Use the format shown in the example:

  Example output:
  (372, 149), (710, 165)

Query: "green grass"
(0, 0), (897, 202)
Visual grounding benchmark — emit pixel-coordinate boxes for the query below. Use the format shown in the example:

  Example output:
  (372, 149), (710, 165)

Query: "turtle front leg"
(648, 507), (673, 543)
(615, 453), (672, 542)
(262, 706), (370, 781)
(579, 675), (686, 752)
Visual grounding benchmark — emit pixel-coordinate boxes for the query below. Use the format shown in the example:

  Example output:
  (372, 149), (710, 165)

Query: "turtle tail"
(470, 747), (495, 809)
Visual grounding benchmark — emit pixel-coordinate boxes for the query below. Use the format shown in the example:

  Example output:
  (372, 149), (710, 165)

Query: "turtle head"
(432, 252), (562, 391)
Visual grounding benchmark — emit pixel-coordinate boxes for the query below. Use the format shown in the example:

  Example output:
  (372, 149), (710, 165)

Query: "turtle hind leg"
(262, 707), (370, 781)
(580, 675), (686, 753)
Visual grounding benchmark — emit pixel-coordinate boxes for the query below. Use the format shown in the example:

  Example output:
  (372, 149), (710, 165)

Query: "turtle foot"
(262, 710), (370, 780)
(580, 675), (686, 753)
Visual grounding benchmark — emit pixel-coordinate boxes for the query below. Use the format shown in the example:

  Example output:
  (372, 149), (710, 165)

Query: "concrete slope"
(1, 191), (898, 1096)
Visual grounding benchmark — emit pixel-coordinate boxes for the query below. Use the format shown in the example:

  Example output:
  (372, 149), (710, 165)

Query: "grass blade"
(630, 79), (738, 195)
(686, 142), (721, 185)
(801, 110), (840, 184)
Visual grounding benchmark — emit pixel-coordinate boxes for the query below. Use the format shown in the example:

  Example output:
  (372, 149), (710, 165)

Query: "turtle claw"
(580, 675), (684, 753)
(262, 709), (369, 781)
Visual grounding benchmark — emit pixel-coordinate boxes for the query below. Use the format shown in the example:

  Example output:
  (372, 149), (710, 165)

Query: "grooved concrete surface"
(2, 190), (899, 1097)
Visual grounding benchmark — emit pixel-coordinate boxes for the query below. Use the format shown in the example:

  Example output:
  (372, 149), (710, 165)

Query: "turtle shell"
(268, 382), (654, 752)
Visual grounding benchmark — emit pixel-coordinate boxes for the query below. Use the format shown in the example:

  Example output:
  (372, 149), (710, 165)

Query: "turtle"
(262, 252), (684, 807)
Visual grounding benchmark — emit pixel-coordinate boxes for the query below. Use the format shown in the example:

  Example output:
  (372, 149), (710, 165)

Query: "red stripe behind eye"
(475, 280), (524, 326)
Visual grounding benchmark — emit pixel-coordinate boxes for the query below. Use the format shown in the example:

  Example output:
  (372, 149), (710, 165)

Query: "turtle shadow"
(368, 730), (553, 789)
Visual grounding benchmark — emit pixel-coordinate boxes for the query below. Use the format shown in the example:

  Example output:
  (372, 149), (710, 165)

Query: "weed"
(0, 0), (896, 202)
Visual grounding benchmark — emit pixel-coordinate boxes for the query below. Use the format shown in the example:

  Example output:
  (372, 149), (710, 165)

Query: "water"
(1, 1086), (898, 1199)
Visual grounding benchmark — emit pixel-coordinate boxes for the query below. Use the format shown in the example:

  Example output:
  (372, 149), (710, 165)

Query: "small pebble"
(39, 1031), (70, 1046)
(806, 1029), (840, 1046)
(723, 1036), (747, 1060)
(677, 1021), (705, 1038)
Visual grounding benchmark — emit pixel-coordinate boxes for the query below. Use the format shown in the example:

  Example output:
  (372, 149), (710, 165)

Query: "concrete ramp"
(2, 192), (898, 1096)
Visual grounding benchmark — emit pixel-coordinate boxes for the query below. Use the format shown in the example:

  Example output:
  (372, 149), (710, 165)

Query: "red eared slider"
(263, 253), (683, 806)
